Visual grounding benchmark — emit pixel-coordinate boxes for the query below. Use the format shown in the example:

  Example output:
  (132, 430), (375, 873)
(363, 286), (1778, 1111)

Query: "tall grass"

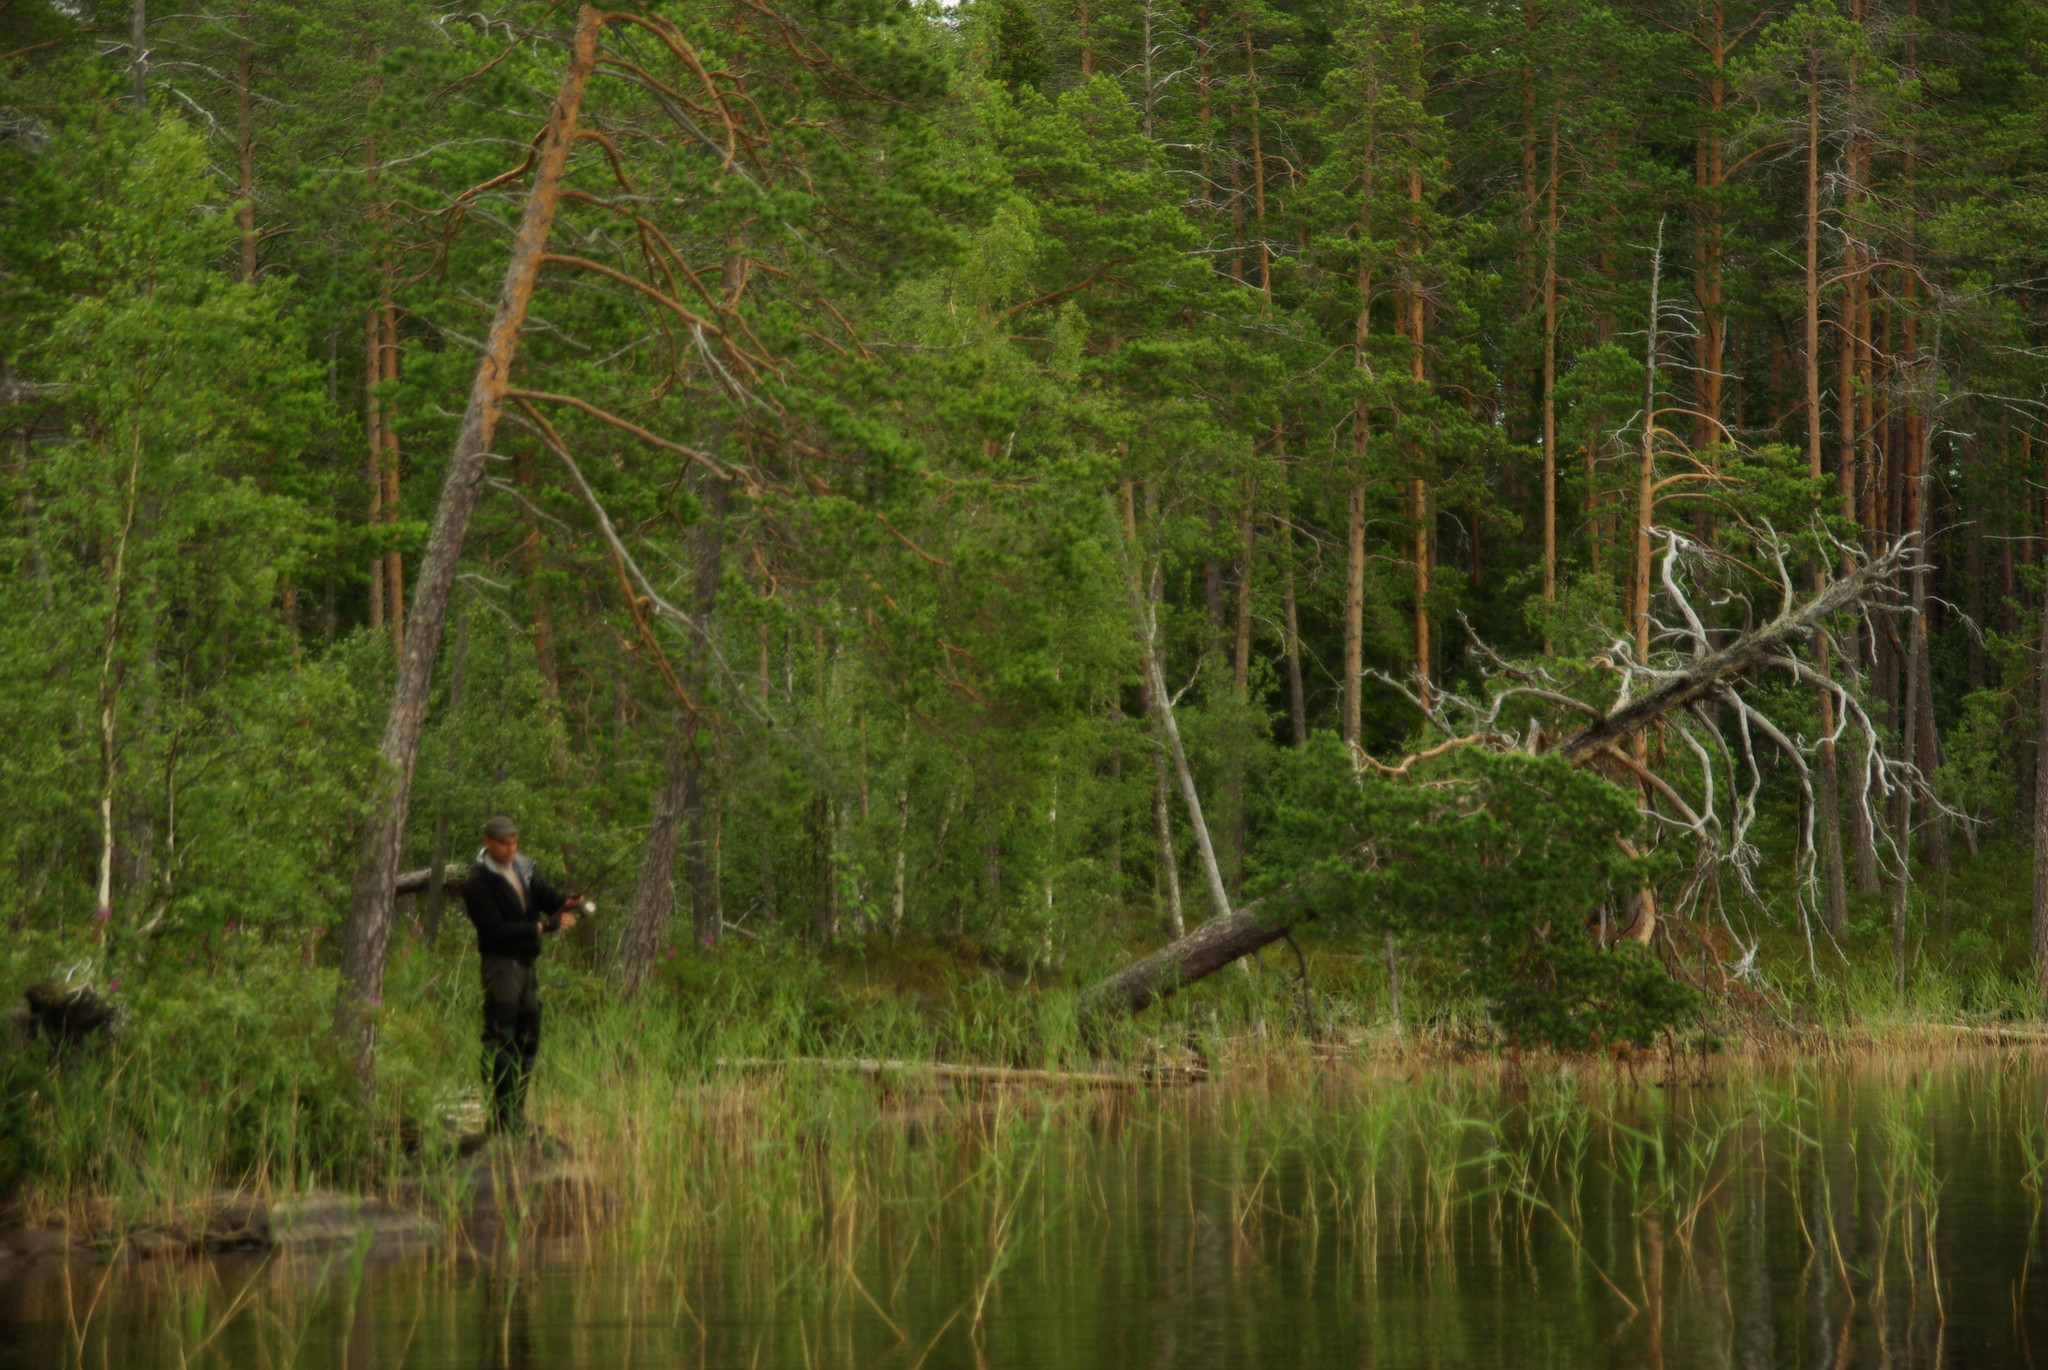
(11, 1029), (2044, 1367)
(8, 838), (2048, 1364)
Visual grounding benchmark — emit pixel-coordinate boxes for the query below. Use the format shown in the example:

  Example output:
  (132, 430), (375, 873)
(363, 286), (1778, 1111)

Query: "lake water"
(3, 1048), (2044, 1368)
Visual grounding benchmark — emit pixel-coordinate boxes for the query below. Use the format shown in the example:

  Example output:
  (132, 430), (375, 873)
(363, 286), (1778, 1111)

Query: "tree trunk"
(812, 791), (839, 945)
(1555, 552), (1904, 765)
(1892, 428), (1927, 991)
(364, 300), (385, 631)
(1080, 885), (1309, 1020)
(1411, 475), (1431, 705)
(698, 793), (723, 947)
(617, 731), (692, 994)
(379, 296), (404, 652)
(1407, 248), (1431, 707)
(680, 472), (727, 949)
(95, 442), (145, 923)
(1281, 518), (1307, 746)
(334, 6), (603, 1085)
(1344, 151), (1373, 747)
(1790, 62), (1851, 924)
(1917, 602), (1949, 878)
(1692, 0), (1726, 452)
(1125, 479), (1185, 936)
(1227, 492), (1254, 890)
(1634, 220), (1663, 667)
(1344, 484), (1366, 747)
(1816, 636), (1849, 939)
(1541, 108), (1560, 614)
(1151, 751), (1182, 936)
(514, 451), (561, 700)
(419, 605), (471, 945)
(1116, 489), (1232, 923)
(236, 17), (256, 282)
(2034, 425), (2048, 992)
(129, 0), (147, 113)
(1802, 48), (1823, 489)
(1244, 22), (1271, 302)
(1383, 930), (1402, 1026)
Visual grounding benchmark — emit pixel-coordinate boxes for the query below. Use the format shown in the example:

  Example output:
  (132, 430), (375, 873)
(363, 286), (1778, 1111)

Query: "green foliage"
(1, 0), (2045, 1193)
(1261, 738), (1698, 1048)
(0, 933), (374, 1201)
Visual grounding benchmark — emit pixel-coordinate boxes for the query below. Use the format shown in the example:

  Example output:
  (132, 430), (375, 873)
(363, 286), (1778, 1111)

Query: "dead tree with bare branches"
(1080, 527), (1947, 1028)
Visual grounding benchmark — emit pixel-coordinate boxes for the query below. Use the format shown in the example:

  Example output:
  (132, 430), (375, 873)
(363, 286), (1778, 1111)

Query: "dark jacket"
(462, 852), (566, 965)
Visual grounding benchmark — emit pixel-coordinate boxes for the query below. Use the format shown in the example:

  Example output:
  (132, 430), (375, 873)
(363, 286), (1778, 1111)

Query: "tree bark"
(1344, 485), (1366, 746)
(419, 605), (471, 945)
(1407, 232), (1431, 707)
(379, 296), (404, 651)
(1281, 518), (1307, 746)
(1892, 426), (1927, 991)
(334, 7), (603, 1084)
(2034, 427), (2048, 992)
(682, 473), (727, 950)
(1344, 142), (1373, 747)
(1634, 220), (1663, 667)
(1244, 22), (1271, 303)
(1226, 492), (1254, 890)
(1125, 479), (1184, 935)
(364, 300), (386, 631)
(1080, 883), (1311, 1020)
(1115, 489), (1232, 923)
(129, 0), (147, 113)
(514, 451), (561, 700)
(235, 16), (256, 282)
(617, 731), (692, 994)
(95, 441), (144, 923)
(1411, 474), (1431, 705)
(1541, 108), (1560, 614)
(1816, 636), (1849, 939)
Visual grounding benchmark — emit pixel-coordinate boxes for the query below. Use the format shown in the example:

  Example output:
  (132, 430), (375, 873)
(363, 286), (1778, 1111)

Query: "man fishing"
(461, 815), (581, 1135)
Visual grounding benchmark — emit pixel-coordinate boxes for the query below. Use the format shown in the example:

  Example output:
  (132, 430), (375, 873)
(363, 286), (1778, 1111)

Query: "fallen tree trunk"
(393, 867), (461, 897)
(1078, 543), (1911, 1025)
(1078, 892), (1307, 1021)
(1554, 547), (1904, 766)
(715, 1057), (1143, 1088)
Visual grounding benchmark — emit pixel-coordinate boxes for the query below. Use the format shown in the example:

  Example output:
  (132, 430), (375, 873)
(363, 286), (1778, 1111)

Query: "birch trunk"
(419, 606), (470, 945)
(1114, 491), (1233, 924)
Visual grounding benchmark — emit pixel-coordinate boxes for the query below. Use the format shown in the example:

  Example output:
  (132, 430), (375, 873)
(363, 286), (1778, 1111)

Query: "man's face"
(483, 833), (518, 864)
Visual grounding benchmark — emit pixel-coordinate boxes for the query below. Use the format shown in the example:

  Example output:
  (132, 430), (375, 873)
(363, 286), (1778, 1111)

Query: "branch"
(1556, 543), (1912, 765)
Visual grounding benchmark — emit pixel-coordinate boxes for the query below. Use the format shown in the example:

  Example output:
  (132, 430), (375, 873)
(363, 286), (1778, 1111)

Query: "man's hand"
(556, 911), (578, 931)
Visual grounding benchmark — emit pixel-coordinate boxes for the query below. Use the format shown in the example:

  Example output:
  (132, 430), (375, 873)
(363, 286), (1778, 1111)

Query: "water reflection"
(0, 1050), (2044, 1369)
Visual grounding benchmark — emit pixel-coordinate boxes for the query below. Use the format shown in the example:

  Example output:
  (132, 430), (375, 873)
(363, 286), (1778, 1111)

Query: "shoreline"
(5, 1025), (2043, 1271)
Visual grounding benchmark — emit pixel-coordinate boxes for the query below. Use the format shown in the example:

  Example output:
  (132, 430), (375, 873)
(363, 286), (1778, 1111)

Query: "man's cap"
(482, 815), (519, 841)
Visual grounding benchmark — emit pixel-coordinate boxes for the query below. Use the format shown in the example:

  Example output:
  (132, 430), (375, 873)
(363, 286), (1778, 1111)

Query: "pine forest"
(4, 0), (2048, 1361)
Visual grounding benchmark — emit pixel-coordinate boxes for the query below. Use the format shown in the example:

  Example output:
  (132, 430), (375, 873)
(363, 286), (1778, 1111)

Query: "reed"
(11, 920), (2048, 1366)
(15, 1039), (2048, 1368)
